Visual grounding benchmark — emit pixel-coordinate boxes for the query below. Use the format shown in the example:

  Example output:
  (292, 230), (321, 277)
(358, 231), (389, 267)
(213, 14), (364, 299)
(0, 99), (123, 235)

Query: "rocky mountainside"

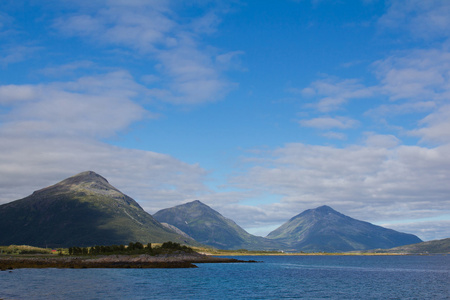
(0, 171), (196, 248)
(266, 205), (422, 252)
(154, 200), (284, 250)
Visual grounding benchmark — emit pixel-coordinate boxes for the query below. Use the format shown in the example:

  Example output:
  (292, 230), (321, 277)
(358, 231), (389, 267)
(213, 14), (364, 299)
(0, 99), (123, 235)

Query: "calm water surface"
(1, 255), (449, 299)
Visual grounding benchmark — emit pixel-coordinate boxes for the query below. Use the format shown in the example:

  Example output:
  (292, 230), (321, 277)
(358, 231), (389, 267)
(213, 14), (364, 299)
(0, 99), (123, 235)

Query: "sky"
(1, 0), (449, 241)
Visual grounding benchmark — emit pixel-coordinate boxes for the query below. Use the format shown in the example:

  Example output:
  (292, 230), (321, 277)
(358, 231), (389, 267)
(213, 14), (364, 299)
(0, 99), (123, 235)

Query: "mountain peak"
(64, 171), (109, 185)
(294, 205), (340, 220)
(31, 170), (121, 199)
(313, 205), (335, 213)
(187, 200), (205, 206)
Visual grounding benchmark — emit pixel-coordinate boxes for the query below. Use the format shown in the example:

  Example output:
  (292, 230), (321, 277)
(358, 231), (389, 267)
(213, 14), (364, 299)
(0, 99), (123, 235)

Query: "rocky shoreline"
(0, 253), (255, 270)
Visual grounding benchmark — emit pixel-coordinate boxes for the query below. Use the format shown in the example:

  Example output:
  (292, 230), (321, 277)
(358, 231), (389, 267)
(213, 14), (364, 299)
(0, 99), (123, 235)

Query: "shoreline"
(0, 253), (255, 270)
(200, 251), (426, 256)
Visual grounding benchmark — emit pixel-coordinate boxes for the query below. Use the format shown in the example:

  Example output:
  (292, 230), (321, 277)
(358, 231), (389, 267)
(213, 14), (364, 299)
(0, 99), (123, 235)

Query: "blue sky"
(1, 0), (449, 241)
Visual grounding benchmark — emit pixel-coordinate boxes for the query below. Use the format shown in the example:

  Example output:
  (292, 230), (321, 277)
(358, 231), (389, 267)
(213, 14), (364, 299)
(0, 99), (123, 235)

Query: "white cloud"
(379, 0), (450, 41)
(0, 71), (210, 211)
(155, 38), (232, 104)
(365, 101), (436, 118)
(230, 142), (450, 239)
(54, 1), (174, 51)
(410, 104), (450, 144)
(0, 71), (148, 138)
(247, 1), (450, 240)
(56, 14), (105, 38)
(38, 61), (95, 77)
(364, 133), (400, 148)
(374, 49), (450, 102)
(299, 116), (359, 129)
(368, 48), (450, 145)
(301, 77), (376, 112)
(0, 84), (38, 103)
(0, 137), (209, 213)
(322, 131), (347, 140)
(53, 1), (237, 105)
(0, 45), (42, 67)
(380, 219), (450, 242)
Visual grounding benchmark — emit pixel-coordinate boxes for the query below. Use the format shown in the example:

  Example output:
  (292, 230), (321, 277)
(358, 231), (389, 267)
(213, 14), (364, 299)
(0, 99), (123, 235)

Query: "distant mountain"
(0, 171), (196, 248)
(154, 200), (284, 250)
(371, 238), (450, 254)
(266, 205), (422, 252)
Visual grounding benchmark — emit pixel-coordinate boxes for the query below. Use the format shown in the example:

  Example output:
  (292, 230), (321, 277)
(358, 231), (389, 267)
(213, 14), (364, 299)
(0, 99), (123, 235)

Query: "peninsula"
(0, 252), (251, 270)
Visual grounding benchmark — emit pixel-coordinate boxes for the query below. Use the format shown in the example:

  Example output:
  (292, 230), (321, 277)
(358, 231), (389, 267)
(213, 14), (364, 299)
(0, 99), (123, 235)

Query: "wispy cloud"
(0, 71), (148, 138)
(364, 133), (400, 148)
(55, 3), (174, 52)
(299, 116), (359, 129)
(375, 49), (450, 102)
(410, 104), (450, 144)
(230, 142), (450, 239)
(380, 219), (450, 241)
(0, 137), (209, 213)
(38, 61), (95, 78)
(0, 45), (42, 67)
(300, 77), (376, 112)
(321, 131), (348, 140)
(53, 1), (238, 105)
(379, 0), (450, 41)
(234, 1), (450, 239)
(0, 70), (209, 210)
(0, 1), (231, 215)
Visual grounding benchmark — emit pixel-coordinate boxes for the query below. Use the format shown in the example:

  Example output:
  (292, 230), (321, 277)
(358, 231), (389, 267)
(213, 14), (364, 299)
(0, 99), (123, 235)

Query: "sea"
(1, 255), (449, 299)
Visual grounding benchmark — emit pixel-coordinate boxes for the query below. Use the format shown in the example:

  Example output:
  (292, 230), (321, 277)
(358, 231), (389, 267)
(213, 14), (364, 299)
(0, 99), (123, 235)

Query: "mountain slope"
(372, 238), (450, 254)
(0, 171), (195, 248)
(154, 200), (283, 250)
(266, 205), (422, 252)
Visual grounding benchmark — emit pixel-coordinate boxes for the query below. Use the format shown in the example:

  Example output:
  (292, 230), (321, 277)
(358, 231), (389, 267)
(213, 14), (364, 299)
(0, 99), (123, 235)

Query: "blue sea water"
(1, 255), (449, 299)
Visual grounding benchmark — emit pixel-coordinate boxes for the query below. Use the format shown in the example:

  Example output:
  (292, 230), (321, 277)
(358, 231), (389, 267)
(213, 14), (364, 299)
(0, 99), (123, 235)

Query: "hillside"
(371, 238), (450, 254)
(154, 200), (284, 250)
(0, 171), (196, 248)
(266, 205), (422, 252)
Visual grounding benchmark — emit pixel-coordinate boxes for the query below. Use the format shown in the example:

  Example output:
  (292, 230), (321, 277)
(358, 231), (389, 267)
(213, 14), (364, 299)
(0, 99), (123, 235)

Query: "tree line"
(68, 241), (194, 256)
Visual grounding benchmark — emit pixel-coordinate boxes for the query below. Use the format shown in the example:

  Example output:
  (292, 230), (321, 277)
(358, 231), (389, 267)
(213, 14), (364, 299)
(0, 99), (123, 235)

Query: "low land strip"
(0, 252), (253, 270)
(0, 243), (256, 270)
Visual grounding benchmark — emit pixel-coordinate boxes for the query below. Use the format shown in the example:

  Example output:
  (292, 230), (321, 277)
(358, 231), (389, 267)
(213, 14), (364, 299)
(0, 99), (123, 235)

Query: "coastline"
(0, 253), (254, 270)
(200, 251), (407, 256)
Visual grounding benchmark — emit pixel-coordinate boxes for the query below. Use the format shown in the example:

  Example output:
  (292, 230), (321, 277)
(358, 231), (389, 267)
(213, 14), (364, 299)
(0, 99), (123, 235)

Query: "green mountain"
(0, 171), (196, 248)
(154, 200), (284, 250)
(371, 238), (450, 254)
(266, 205), (422, 252)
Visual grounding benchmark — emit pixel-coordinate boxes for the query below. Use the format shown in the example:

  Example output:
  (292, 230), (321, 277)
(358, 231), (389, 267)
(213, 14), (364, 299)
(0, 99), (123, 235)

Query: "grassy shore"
(0, 253), (258, 270)
(0, 244), (258, 270)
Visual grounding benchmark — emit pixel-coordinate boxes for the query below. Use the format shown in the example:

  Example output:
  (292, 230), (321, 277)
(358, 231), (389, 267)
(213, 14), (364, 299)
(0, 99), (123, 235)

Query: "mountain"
(0, 171), (196, 248)
(154, 200), (284, 250)
(266, 205), (422, 252)
(371, 238), (450, 254)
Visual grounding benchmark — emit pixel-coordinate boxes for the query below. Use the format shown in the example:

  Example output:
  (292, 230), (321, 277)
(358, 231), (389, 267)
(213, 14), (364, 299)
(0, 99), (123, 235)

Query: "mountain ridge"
(266, 205), (422, 252)
(0, 171), (196, 248)
(154, 200), (284, 250)
(0, 171), (428, 251)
